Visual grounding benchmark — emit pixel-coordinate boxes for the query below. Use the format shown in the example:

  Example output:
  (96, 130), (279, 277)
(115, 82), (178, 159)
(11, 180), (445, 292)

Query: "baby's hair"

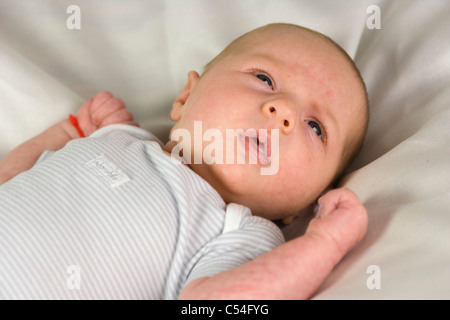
(204, 23), (369, 185)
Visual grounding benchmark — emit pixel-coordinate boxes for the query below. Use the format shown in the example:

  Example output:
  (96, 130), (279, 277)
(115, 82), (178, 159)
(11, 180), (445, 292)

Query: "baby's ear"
(170, 71), (200, 121)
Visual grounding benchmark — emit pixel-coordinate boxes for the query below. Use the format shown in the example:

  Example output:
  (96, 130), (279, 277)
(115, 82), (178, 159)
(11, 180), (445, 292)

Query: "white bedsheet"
(1, 0), (449, 299)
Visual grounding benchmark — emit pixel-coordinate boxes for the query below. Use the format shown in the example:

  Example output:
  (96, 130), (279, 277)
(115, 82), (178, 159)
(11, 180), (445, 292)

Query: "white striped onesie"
(0, 124), (284, 299)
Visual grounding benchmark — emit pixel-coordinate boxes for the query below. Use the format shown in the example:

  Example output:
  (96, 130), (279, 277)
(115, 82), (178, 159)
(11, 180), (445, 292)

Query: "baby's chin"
(191, 161), (259, 189)
(189, 162), (311, 220)
(250, 205), (300, 221)
(244, 190), (320, 221)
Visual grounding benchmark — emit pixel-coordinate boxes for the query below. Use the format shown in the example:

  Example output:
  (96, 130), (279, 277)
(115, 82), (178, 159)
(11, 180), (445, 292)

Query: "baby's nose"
(262, 102), (296, 134)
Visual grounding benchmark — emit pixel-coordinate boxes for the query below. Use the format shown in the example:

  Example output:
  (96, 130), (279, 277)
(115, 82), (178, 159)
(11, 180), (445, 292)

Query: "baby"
(0, 23), (368, 299)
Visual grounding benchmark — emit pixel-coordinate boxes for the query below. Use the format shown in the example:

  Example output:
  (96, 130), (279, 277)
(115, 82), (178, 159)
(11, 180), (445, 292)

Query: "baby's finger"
(91, 98), (125, 125)
(99, 108), (134, 128)
(316, 188), (359, 218)
(89, 91), (114, 113)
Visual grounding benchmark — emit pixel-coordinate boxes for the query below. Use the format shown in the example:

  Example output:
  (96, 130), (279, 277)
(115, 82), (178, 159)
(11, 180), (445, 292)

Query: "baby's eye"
(306, 120), (322, 139)
(255, 74), (273, 89)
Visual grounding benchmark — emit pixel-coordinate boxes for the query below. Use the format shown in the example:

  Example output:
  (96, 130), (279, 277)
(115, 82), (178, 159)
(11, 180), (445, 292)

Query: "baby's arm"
(179, 188), (368, 300)
(0, 91), (137, 184)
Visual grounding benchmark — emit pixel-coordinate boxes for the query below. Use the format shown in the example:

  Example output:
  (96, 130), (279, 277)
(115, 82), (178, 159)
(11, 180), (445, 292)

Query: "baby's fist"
(306, 188), (368, 257)
(76, 91), (138, 137)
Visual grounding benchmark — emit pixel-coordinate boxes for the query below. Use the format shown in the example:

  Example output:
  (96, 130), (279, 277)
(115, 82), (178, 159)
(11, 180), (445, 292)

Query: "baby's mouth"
(239, 130), (271, 165)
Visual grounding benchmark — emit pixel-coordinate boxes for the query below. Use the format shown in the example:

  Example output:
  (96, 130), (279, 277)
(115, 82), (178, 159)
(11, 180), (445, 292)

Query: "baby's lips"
(258, 129), (271, 158)
(258, 152), (271, 165)
(257, 131), (273, 166)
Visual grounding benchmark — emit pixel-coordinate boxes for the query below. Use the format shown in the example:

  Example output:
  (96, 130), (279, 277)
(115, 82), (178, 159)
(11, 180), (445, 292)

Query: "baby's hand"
(75, 91), (139, 137)
(306, 188), (368, 257)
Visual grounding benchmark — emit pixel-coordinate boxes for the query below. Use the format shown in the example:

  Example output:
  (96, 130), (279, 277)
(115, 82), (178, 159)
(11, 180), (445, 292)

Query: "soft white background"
(0, 0), (449, 299)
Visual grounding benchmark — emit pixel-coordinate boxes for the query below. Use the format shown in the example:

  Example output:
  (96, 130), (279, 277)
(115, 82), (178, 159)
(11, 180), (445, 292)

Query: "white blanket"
(1, 0), (449, 299)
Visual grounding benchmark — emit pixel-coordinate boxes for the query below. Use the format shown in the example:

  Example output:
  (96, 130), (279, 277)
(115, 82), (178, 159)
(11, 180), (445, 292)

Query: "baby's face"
(168, 27), (366, 220)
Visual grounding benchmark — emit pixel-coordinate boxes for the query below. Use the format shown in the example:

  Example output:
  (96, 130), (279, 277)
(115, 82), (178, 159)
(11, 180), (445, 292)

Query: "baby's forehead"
(205, 24), (352, 80)
(236, 31), (355, 81)
(235, 25), (333, 53)
(229, 27), (353, 75)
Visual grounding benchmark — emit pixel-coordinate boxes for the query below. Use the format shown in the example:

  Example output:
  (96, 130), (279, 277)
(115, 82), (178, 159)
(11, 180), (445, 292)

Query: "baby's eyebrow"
(240, 53), (284, 71)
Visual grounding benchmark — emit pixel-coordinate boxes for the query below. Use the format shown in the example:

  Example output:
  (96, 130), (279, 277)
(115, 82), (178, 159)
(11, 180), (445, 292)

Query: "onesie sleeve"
(183, 203), (285, 289)
(35, 150), (56, 164)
